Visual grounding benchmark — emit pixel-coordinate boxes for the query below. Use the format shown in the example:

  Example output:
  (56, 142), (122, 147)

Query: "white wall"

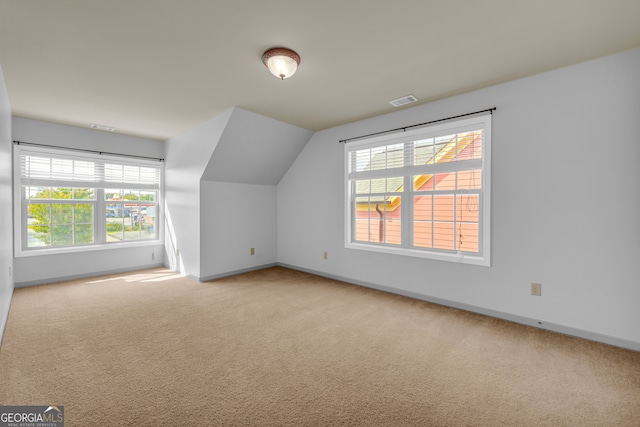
(164, 109), (232, 278)
(200, 181), (277, 280)
(12, 117), (165, 286)
(0, 66), (13, 344)
(278, 48), (640, 350)
(167, 107), (310, 280)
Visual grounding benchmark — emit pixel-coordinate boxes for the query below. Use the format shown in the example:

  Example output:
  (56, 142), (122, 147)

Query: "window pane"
(74, 224), (94, 244)
(28, 186), (51, 199)
(433, 195), (454, 221)
(457, 170), (481, 190)
(29, 203), (51, 224)
(73, 188), (95, 200)
(354, 197), (371, 242)
(386, 144), (404, 169)
(52, 225), (73, 246)
(353, 196), (401, 244)
(140, 190), (156, 202)
(458, 131), (483, 161)
(435, 135), (455, 163)
(356, 177), (403, 194)
(434, 173), (456, 191)
(75, 204), (94, 223)
(28, 225), (50, 247)
(369, 143), (404, 171)
(413, 221), (432, 248)
(383, 198), (401, 245)
(105, 189), (123, 201)
(123, 190), (139, 201)
(414, 138), (434, 165)
(456, 222), (479, 253)
(434, 195), (455, 249)
(457, 194), (479, 223)
(414, 175), (434, 191)
(141, 206), (156, 238)
(51, 187), (73, 200)
(414, 195), (432, 221)
(106, 218), (124, 242)
(52, 204), (73, 224)
(433, 222), (455, 250)
(351, 149), (371, 173)
(124, 217), (142, 241)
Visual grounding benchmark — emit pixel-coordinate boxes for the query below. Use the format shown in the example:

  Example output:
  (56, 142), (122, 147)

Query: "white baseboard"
(197, 263), (278, 282)
(14, 263), (165, 288)
(0, 289), (12, 349)
(278, 263), (640, 352)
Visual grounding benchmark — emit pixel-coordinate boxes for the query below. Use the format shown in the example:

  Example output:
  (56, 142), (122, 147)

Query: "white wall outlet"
(323, 251), (328, 260)
(250, 247), (255, 255)
(531, 282), (542, 296)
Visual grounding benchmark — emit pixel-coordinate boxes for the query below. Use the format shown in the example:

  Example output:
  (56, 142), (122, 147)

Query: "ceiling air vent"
(90, 123), (116, 132)
(389, 95), (418, 107)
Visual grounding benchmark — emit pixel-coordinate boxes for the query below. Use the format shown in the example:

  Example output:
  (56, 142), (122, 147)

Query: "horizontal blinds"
(348, 131), (484, 180)
(19, 146), (161, 190)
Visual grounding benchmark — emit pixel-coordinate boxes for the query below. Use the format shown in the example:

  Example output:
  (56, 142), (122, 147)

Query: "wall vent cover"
(389, 95), (418, 107)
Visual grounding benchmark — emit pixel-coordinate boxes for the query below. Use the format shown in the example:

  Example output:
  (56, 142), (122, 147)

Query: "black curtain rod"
(339, 107), (496, 144)
(13, 140), (165, 162)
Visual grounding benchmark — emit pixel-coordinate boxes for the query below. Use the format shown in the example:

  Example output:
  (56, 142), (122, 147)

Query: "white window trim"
(344, 114), (491, 266)
(13, 144), (164, 258)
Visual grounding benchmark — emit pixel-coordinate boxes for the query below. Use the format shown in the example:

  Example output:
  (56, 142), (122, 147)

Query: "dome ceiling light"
(261, 47), (301, 80)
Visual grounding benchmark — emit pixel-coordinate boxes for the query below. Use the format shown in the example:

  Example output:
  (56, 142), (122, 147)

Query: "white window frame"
(13, 144), (164, 257)
(344, 114), (491, 266)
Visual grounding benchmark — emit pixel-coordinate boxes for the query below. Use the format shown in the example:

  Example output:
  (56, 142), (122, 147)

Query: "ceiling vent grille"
(389, 95), (418, 107)
(90, 123), (116, 132)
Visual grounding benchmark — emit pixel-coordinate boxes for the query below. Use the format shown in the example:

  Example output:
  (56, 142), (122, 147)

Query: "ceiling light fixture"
(262, 47), (300, 80)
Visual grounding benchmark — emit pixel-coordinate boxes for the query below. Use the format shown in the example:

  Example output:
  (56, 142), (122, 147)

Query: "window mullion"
(96, 189), (105, 244)
(404, 174), (412, 249)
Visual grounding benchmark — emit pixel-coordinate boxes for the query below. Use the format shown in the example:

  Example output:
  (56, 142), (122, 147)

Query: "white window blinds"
(19, 146), (161, 190)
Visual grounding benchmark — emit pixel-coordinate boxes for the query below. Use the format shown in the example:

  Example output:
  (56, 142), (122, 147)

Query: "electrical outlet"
(250, 247), (255, 255)
(323, 251), (328, 260)
(531, 283), (542, 296)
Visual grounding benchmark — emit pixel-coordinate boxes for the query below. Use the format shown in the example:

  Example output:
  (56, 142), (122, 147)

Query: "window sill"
(345, 242), (490, 267)
(15, 239), (163, 258)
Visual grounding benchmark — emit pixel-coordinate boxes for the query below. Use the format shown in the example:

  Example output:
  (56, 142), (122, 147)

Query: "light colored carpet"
(0, 267), (639, 426)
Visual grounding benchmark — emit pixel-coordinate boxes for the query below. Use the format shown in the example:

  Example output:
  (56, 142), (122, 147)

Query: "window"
(345, 114), (491, 265)
(14, 145), (163, 256)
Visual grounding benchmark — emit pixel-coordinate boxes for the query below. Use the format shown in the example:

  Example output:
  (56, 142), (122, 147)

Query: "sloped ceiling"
(201, 108), (313, 185)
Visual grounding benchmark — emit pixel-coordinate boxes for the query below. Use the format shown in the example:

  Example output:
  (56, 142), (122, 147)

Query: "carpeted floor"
(1, 267), (639, 426)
